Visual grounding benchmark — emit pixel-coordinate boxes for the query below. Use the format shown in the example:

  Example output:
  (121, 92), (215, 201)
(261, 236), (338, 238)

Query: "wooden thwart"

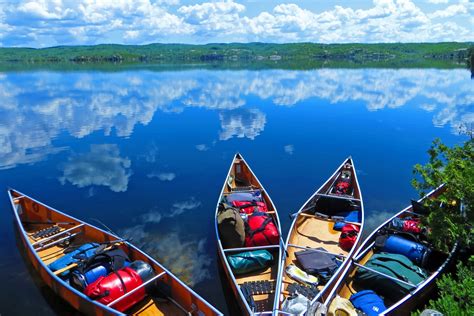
(223, 244), (280, 252)
(315, 193), (360, 202)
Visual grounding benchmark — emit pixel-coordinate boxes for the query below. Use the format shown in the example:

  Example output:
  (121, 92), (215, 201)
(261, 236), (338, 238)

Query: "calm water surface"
(0, 68), (472, 315)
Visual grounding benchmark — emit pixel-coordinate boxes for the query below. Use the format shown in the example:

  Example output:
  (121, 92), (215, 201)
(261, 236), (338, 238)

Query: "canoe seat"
(31, 225), (61, 239)
(240, 280), (275, 295)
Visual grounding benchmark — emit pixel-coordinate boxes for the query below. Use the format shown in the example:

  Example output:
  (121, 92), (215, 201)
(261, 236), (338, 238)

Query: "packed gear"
(48, 243), (100, 277)
(390, 217), (423, 234)
(375, 234), (430, 267)
(244, 212), (279, 247)
(285, 264), (318, 285)
(70, 248), (130, 290)
(332, 165), (353, 195)
(339, 224), (360, 251)
(281, 292), (310, 315)
(227, 250), (273, 275)
(286, 283), (319, 300)
(350, 290), (387, 316)
(217, 203), (245, 248)
(231, 200), (268, 214)
(84, 262), (153, 312)
(354, 252), (427, 301)
(327, 295), (358, 316)
(294, 248), (341, 283)
(225, 190), (262, 203)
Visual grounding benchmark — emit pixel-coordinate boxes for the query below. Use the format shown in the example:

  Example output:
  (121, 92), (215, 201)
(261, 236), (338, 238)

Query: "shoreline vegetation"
(0, 42), (472, 71)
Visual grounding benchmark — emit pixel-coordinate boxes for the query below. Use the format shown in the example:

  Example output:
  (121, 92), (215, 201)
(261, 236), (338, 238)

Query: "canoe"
(215, 153), (282, 315)
(275, 157), (364, 315)
(323, 185), (457, 315)
(8, 189), (222, 316)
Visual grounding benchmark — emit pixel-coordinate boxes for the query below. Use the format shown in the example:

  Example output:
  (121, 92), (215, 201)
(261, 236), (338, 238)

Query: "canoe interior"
(279, 158), (363, 310)
(217, 154), (282, 314)
(326, 186), (453, 314)
(10, 190), (219, 316)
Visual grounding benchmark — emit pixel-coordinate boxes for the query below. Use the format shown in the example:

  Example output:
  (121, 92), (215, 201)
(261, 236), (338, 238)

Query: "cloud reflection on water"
(0, 69), (471, 169)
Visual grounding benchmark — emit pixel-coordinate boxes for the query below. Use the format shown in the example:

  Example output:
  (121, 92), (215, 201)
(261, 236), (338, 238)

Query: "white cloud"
(284, 144), (294, 155)
(147, 172), (176, 181)
(219, 108), (266, 140)
(0, 0), (472, 46)
(59, 144), (132, 192)
(195, 144), (209, 151)
(140, 198), (201, 224)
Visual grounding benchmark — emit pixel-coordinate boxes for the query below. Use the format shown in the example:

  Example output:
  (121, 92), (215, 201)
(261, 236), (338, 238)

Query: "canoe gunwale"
(323, 184), (458, 315)
(8, 188), (223, 316)
(274, 156), (365, 314)
(215, 153), (283, 315)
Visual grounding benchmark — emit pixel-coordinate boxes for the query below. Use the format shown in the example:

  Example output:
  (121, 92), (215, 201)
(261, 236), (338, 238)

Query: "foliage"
(0, 42), (472, 70)
(418, 262), (474, 315)
(412, 138), (474, 252)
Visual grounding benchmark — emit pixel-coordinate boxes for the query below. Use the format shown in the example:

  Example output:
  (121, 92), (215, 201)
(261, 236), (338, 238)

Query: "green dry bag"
(227, 250), (273, 275)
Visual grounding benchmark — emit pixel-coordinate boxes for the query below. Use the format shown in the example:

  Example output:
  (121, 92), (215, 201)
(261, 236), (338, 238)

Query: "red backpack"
(244, 212), (279, 247)
(339, 224), (360, 251)
(84, 266), (145, 312)
(232, 200), (268, 214)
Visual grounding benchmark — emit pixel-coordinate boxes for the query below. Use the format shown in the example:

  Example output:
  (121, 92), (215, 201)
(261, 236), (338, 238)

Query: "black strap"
(246, 216), (272, 238)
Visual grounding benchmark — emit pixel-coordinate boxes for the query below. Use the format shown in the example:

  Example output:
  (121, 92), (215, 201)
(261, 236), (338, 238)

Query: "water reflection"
(0, 69), (472, 170)
(59, 144), (132, 192)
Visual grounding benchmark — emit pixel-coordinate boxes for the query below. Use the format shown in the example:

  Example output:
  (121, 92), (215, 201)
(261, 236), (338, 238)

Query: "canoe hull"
(323, 185), (457, 315)
(9, 189), (222, 316)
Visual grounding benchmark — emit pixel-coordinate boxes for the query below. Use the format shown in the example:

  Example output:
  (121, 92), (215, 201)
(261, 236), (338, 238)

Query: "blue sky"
(0, 0), (472, 47)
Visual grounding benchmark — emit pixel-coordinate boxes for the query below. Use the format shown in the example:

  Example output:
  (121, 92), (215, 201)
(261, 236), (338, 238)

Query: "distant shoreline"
(0, 42), (472, 71)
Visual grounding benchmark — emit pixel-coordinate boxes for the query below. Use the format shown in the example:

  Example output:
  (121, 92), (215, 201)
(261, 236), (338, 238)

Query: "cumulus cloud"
(59, 144), (132, 192)
(219, 108), (266, 140)
(284, 144), (294, 155)
(147, 171), (176, 181)
(0, 0), (472, 46)
(120, 226), (212, 286)
(0, 68), (471, 169)
(195, 144), (209, 151)
(140, 198), (201, 224)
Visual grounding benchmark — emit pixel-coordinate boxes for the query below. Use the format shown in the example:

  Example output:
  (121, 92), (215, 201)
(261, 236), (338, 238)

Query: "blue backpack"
(350, 290), (386, 316)
(48, 243), (100, 277)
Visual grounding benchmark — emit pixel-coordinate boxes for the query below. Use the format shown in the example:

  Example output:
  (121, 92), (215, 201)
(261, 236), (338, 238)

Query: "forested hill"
(0, 42), (472, 69)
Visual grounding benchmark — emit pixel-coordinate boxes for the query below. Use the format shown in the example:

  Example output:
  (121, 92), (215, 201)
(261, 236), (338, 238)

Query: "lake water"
(0, 67), (472, 315)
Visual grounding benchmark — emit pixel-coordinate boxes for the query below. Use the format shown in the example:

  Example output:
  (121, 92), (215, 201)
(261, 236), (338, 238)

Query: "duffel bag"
(339, 224), (360, 251)
(244, 212), (279, 247)
(227, 250), (273, 275)
(350, 290), (386, 316)
(226, 190), (262, 203)
(390, 217), (423, 234)
(294, 248), (341, 284)
(217, 204), (245, 248)
(84, 266), (145, 312)
(354, 252), (427, 301)
(70, 247), (130, 290)
(232, 200), (268, 214)
(49, 243), (100, 277)
(375, 234), (430, 267)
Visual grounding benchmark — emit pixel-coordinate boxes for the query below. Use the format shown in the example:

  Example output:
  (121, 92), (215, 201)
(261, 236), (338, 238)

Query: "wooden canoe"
(8, 189), (222, 316)
(215, 153), (282, 315)
(323, 185), (457, 315)
(275, 157), (364, 314)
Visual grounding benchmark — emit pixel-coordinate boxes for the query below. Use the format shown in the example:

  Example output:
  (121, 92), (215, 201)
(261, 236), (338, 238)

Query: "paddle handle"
(53, 263), (78, 275)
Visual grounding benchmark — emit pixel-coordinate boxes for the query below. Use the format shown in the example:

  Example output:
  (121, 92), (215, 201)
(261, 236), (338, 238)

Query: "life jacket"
(244, 212), (279, 247)
(231, 200), (268, 214)
(339, 224), (360, 251)
(84, 266), (145, 312)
